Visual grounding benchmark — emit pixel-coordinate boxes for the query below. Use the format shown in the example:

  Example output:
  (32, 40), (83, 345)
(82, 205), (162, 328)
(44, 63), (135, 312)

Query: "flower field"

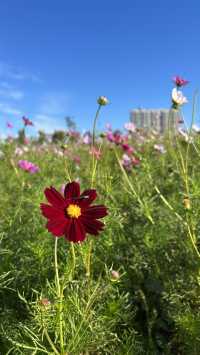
(0, 87), (200, 354)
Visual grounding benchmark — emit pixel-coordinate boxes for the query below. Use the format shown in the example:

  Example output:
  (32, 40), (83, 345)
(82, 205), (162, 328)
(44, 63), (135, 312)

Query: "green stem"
(91, 104), (102, 188)
(54, 238), (65, 354)
(92, 104), (101, 148)
(154, 185), (184, 223)
(41, 307), (60, 355)
(43, 328), (60, 355)
(115, 148), (154, 224)
(154, 185), (200, 258)
(86, 240), (93, 278)
(55, 238), (60, 295)
(70, 243), (76, 279)
(186, 218), (200, 259)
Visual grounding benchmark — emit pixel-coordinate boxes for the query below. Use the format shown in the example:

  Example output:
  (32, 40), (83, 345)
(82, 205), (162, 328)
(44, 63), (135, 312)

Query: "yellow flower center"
(66, 204), (81, 218)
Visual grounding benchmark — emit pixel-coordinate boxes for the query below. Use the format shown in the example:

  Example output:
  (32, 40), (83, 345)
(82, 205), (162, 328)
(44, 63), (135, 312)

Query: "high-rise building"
(130, 109), (179, 134)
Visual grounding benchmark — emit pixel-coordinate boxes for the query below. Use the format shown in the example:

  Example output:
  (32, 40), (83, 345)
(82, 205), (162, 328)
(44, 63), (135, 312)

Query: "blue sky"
(0, 0), (200, 137)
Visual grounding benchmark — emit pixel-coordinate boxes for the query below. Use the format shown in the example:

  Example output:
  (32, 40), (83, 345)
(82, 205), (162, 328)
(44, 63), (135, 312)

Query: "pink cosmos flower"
(106, 132), (115, 143)
(73, 156), (81, 165)
(83, 132), (92, 144)
(22, 116), (34, 126)
(173, 76), (189, 87)
(121, 143), (134, 154)
(132, 156), (140, 166)
(18, 160), (39, 173)
(89, 147), (102, 160)
(24, 137), (30, 145)
(121, 154), (140, 171)
(106, 131), (122, 145)
(121, 154), (132, 171)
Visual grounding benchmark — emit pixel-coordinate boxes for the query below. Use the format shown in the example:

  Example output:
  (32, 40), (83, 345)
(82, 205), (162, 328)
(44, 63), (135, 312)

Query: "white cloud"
(0, 103), (22, 116)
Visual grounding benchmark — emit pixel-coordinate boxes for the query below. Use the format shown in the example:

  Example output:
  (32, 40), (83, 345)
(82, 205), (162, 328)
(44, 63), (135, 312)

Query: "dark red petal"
(64, 181), (80, 199)
(46, 218), (68, 237)
(44, 187), (65, 208)
(82, 205), (108, 219)
(40, 203), (65, 220)
(80, 217), (105, 236)
(79, 189), (97, 207)
(65, 219), (86, 243)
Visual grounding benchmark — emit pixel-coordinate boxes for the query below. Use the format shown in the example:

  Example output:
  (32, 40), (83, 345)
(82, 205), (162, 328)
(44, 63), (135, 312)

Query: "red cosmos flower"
(40, 181), (108, 243)
(172, 76), (189, 87)
(22, 116), (34, 126)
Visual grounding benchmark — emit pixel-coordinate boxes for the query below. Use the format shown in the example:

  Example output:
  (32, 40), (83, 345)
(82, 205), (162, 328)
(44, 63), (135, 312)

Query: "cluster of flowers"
(105, 124), (140, 171)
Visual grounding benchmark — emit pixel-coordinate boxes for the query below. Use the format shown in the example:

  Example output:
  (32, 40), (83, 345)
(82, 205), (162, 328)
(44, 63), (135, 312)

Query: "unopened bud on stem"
(97, 96), (109, 106)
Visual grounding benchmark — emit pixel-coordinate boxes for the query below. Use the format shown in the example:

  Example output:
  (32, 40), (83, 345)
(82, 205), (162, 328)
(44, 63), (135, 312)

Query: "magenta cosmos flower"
(40, 181), (108, 243)
(22, 116), (34, 126)
(173, 76), (189, 87)
(7, 121), (13, 129)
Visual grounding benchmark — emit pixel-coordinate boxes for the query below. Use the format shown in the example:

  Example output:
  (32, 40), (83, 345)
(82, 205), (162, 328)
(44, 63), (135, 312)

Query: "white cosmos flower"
(124, 122), (136, 132)
(172, 88), (188, 106)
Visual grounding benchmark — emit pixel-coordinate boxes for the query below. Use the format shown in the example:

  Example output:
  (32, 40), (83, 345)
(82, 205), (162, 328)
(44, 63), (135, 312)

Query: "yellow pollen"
(66, 204), (81, 218)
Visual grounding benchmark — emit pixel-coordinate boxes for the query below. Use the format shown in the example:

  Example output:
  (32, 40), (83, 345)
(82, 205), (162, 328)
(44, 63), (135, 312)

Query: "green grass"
(0, 132), (200, 354)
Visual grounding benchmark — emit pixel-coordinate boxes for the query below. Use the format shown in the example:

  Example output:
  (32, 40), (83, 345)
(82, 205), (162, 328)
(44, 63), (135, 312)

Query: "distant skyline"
(0, 0), (200, 137)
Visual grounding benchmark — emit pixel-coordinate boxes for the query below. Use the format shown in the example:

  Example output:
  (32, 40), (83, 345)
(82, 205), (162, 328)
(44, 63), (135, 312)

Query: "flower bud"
(183, 197), (191, 210)
(111, 270), (120, 280)
(97, 96), (109, 106)
(39, 298), (51, 308)
(61, 144), (68, 151)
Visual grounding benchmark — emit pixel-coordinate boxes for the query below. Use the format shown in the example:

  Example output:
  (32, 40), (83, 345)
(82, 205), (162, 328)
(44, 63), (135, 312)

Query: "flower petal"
(83, 205), (108, 219)
(80, 217), (105, 236)
(64, 181), (80, 199)
(65, 219), (86, 243)
(46, 218), (68, 237)
(79, 189), (97, 207)
(40, 203), (65, 220)
(44, 187), (66, 208)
